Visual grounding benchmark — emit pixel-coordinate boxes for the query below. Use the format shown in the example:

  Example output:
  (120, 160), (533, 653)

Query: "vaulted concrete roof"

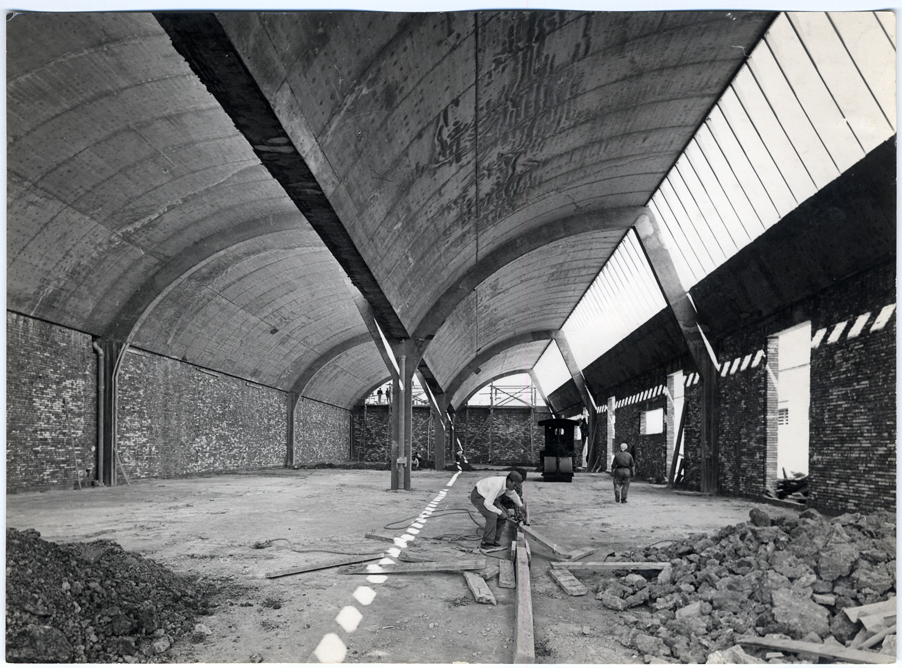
(7, 10), (776, 407)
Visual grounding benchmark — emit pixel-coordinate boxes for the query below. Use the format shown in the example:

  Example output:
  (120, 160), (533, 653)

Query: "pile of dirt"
(595, 508), (896, 663)
(5, 527), (224, 663)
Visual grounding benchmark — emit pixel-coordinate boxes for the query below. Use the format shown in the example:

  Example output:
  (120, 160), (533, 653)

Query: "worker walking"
(611, 442), (635, 503)
(469, 471), (524, 548)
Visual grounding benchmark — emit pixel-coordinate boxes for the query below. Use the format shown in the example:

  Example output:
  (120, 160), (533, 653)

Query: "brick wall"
(294, 397), (351, 464)
(605, 372), (669, 482)
(7, 313), (98, 492)
(117, 350), (288, 479)
(807, 263), (896, 514)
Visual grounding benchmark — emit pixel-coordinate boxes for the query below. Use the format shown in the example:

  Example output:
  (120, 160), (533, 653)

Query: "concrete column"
(95, 339), (126, 487)
(606, 396), (616, 473)
(287, 392), (298, 467)
(388, 339), (424, 491)
(635, 210), (720, 493)
(433, 393), (448, 471)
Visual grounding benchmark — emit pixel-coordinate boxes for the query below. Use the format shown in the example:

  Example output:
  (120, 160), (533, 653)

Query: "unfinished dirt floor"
(6, 467), (802, 664)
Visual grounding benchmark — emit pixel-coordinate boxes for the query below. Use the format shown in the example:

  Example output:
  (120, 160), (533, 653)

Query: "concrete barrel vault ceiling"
(7, 10), (776, 410)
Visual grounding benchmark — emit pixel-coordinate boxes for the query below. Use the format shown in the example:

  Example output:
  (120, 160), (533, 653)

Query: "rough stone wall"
(7, 313), (98, 492)
(294, 397), (350, 464)
(808, 263), (896, 514)
(456, 406), (550, 465)
(117, 350), (287, 479)
(351, 405), (391, 463)
(680, 381), (703, 491)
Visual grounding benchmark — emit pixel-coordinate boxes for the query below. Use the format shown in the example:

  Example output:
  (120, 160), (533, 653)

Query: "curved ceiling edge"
(411, 207), (642, 339)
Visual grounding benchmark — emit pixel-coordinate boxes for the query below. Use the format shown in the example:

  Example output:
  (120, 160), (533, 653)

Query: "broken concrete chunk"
(811, 594), (835, 606)
(771, 588), (830, 638)
(656, 563), (673, 585)
(706, 644), (765, 664)
(850, 562), (894, 596)
(598, 593), (627, 611)
(817, 543), (859, 581)
(635, 633), (671, 657)
(624, 573), (648, 589)
(749, 508), (772, 527)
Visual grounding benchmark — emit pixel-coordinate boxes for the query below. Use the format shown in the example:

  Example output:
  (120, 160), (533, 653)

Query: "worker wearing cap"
(469, 471), (524, 548)
(612, 442), (636, 503)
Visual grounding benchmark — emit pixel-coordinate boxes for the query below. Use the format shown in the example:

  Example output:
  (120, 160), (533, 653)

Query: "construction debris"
(548, 568), (588, 597)
(463, 572), (497, 605)
(5, 527), (223, 663)
(593, 508), (895, 663)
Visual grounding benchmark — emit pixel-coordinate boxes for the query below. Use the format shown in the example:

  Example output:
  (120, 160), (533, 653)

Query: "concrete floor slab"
(6, 468), (797, 664)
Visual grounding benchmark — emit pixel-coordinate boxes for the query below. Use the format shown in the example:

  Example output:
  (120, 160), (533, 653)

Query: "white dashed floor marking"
(314, 472), (461, 662)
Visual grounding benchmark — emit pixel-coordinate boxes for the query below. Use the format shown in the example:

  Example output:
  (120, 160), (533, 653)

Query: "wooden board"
(499, 559), (516, 589)
(518, 524), (583, 560)
(548, 567), (588, 596)
(846, 598), (897, 623)
(342, 558), (485, 574)
(856, 625), (896, 651)
(564, 548), (596, 562)
(513, 533), (535, 664)
(266, 553), (383, 579)
(550, 561), (668, 573)
(463, 571), (497, 605)
(365, 531), (397, 543)
(480, 561), (501, 581)
(736, 635), (895, 664)
(860, 613), (896, 632)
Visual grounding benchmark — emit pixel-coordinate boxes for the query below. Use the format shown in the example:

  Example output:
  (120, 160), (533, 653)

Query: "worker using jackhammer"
(469, 471), (525, 549)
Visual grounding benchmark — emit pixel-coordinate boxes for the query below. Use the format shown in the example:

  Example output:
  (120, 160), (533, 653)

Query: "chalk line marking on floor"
(314, 471), (462, 663)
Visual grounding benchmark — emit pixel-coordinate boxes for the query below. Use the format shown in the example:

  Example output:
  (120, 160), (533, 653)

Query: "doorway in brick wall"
(772, 322), (811, 490)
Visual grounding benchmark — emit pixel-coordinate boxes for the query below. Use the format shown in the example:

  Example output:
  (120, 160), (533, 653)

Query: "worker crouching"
(469, 471), (525, 548)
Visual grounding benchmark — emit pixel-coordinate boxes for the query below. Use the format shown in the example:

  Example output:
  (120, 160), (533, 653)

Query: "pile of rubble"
(5, 527), (222, 663)
(596, 508), (896, 663)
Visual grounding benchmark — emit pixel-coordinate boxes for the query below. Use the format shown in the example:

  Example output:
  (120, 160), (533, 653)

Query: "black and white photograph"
(5, 3), (898, 664)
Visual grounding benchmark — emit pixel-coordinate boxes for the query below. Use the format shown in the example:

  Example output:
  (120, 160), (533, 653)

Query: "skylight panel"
(683, 139), (747, 252)
(533, 340), (571, 394)
(706, 105), (776, 231)
(765, 14), (865, 174)
(875, 11), (895, 48)
(650, 193), (704, 286)
(828, 12), (896, 133)
(789, 12), (893, 153)
(665, 168), (727, 272)
(748, 40), (840, 189)
(731, 67), (817, 205)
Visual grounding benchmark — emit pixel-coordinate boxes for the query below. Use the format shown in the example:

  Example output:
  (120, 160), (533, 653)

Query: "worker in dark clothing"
(611, 442), (635, 503)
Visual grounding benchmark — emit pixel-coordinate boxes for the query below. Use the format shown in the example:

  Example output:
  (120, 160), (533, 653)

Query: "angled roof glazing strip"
(646, 10), (895, 291)
(765, 14), (865, 173)
(749, 39), (840, 188)
(788, 12), (893, 152)
(561, 229), (666, 369)
(542, 11), (894, 379)
(717, 87), (797, 218)
(533, 340), (571, 395)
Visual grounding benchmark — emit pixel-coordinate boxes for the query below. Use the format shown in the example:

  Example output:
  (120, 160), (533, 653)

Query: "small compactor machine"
(538, 417), (578, 482)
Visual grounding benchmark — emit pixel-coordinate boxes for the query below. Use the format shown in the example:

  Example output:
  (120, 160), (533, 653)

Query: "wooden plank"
(518, 524), (575, 560)
(736, 635), (895, 664)
(846, 598), (897, 623)
(548, 567), (588, 596)
(365, 531), (397, 543)
(342, 559), (485, 574)
(860, 613), (896, 632)
(479, 561), (500, 581)
(265, 553), (383, 579)
(564, 548), (596, 562)
(551, 561), (668, 573)
(856, 625), (896, 651)
(463, 571), (497, 605)
(499, 559), (516, 589)
(513, 532), (535, 664)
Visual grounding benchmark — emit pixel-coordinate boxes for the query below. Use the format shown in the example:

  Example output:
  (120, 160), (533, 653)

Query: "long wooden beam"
(342, 559), (485, 574)
(513, 532), (535, 664)
(736, 636), (895, 664)
(550, 561), (668, 573)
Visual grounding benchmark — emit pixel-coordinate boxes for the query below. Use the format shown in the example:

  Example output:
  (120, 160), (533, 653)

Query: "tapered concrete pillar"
(635, 210), (719, 493)
(388, 339), (424, 490)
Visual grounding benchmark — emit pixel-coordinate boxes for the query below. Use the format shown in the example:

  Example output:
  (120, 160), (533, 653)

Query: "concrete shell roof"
(7, 10), (775, 407)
